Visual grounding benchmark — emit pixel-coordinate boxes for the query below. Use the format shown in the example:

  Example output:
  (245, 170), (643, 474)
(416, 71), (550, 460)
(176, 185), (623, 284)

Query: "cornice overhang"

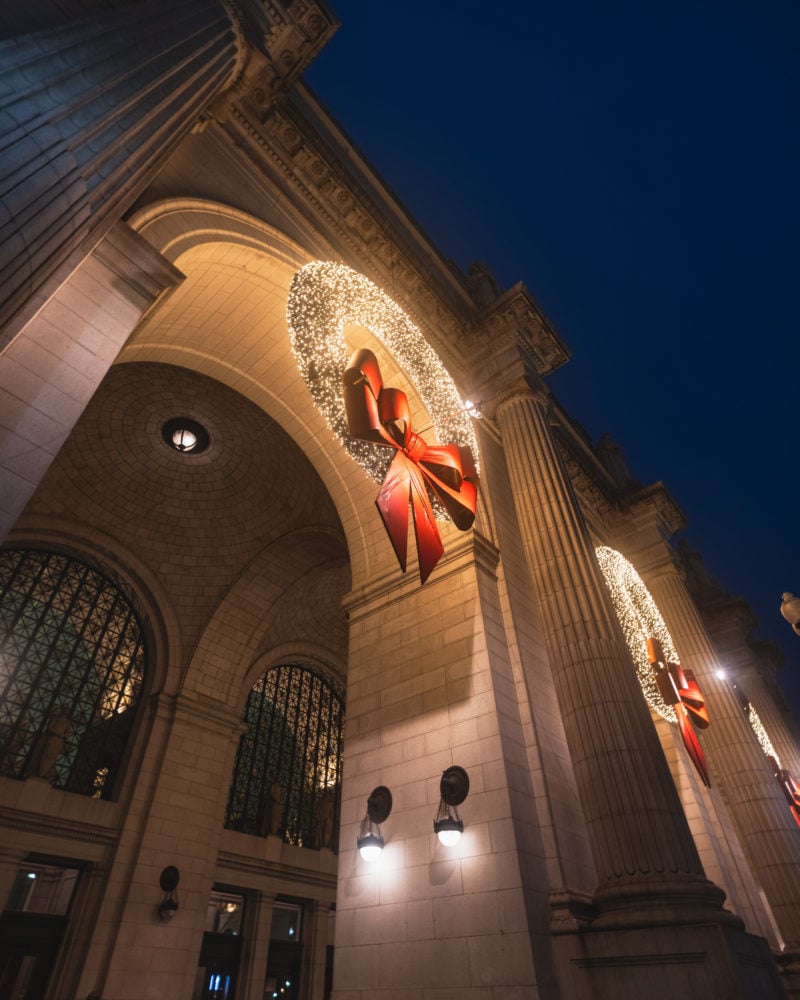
(620, 481), (687, 538)
(474, 281), (571, 376)
(234, 0), (339, 99)
(551, 415), (616, 526)
(207, 19), (573, 393)
(218, 82), (481, 381)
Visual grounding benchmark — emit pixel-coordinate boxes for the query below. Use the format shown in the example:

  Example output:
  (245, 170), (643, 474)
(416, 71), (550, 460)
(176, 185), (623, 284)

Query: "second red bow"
(646, 637), (711, 787)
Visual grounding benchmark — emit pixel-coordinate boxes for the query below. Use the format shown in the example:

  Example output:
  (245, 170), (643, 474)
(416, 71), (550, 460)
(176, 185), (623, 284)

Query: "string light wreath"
(595, 545), (679, 723)
(287, 262), (480, 498)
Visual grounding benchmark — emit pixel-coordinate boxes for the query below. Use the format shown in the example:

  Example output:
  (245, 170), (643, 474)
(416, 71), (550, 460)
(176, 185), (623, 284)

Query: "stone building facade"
(1, 3), (799, 999)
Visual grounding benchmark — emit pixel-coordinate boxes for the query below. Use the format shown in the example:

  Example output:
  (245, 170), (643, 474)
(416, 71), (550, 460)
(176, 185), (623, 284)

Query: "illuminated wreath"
(595, 546), (679, 723)
(287, 262), (479, 493)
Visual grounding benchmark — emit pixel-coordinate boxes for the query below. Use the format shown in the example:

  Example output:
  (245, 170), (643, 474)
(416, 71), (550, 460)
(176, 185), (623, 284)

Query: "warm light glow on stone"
(287, 261), (480, 499)
(596, 545), (679, 723)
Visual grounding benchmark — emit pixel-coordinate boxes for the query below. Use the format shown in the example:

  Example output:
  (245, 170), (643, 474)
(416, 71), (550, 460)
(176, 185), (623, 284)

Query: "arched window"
(225, 664), (344, 851)
(0, 548), (145, 798)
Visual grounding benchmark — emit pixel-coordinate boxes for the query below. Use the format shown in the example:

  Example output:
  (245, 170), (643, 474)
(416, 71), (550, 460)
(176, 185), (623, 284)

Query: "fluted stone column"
(493, 382), (728, 925)
(0, 0), (244, 343)
(638, 548), (800, 953)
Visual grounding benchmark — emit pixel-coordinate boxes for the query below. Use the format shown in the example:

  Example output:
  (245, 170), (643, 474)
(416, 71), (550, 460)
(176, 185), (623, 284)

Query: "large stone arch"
(124, 197), (470, 589)
(12, 360), (349, 691)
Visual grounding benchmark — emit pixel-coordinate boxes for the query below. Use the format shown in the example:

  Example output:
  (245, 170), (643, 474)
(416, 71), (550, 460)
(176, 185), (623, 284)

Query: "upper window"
(225, 664), (344, 850)
(0, 548), (145, 798)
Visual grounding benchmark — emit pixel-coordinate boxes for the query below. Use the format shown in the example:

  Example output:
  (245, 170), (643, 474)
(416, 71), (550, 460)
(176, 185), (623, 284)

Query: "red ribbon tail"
(677, 707), (711, 787)
(375, 454), (412, 573)
(408, 466), (444, 584)
(679, 670), (710, 728)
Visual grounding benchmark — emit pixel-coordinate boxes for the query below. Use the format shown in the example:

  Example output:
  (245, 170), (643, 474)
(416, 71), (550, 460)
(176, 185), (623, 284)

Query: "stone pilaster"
(491, 381), (728, 925)
(634, 546), (800, 954)
(0, 0), (244, 343)
(241, 892), (274, 1000)
(0, 843), (24, 912)
(304, 898), (331, 1000)
(76, 690), (245, 1000)
(0, 220), (183, 542)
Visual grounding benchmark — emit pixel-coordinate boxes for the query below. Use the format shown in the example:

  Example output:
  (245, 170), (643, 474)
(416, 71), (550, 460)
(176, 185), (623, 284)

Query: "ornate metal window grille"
(0, 548), (145, 798)
(225, 664), (344, 850)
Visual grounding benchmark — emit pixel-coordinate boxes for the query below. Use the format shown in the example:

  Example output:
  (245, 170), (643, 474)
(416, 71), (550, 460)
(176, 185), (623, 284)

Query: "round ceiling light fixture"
(161, 417), (210, 455)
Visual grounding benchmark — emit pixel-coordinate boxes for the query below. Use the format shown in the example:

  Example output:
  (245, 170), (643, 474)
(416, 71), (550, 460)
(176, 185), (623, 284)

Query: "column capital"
(465, 349), (551, 426)
(473, 281), (571, 375)
(462, 284), (565, 420)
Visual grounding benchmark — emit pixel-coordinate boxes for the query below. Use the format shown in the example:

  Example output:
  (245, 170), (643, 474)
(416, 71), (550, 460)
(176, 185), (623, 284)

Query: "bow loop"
(378, 387), (412, 448)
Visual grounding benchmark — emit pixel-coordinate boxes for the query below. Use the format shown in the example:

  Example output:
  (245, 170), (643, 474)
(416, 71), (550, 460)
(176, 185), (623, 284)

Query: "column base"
(550, 890), (595, 932)
(553, 921), (786, 999)
(591, 874), (742, 931)
(776, 948), (800, 997)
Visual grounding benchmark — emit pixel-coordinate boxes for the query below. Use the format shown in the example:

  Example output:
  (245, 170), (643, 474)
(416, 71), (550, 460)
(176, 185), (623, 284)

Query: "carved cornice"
(233, 0), (338, 102)
(475, 282), (571, 376)
(622, 481), (688, 538)
(217, 848), (336, 891)
(545, 407), (625, 527)
(221, 95), (475, 381)
(209, 15), (573, 397)
(559, 450), (614, 524)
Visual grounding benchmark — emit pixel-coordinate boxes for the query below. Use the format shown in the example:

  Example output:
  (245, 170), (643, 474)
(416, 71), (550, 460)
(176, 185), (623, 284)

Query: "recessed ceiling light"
(162, 417), (209, 455)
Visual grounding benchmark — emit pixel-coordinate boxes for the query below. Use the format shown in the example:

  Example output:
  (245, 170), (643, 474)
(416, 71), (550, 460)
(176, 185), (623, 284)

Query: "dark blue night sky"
(305, 2), (800, 704)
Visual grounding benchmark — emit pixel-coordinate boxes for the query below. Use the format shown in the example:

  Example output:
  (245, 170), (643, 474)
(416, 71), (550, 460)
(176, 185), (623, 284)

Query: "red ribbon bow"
(776, 766), (800, 828)
(343, 348), (479, 584)
(646, 637), (711, 786)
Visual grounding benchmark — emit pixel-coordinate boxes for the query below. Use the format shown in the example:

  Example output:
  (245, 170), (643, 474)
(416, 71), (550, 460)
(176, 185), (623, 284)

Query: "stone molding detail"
(476, 283), (571, 375)
(0, 807), (118, 847)
(560, 451), (614, 523)
(217, 848), (337, 891)
(622, 482), (688, 539)
(236, 0), (338, 104)
(220, 93), (477, 378)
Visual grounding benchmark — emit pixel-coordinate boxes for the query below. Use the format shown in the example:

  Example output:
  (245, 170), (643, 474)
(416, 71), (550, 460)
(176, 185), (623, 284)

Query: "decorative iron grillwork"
(225, 664), (344, 850)
(0, 548), (145, 798)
